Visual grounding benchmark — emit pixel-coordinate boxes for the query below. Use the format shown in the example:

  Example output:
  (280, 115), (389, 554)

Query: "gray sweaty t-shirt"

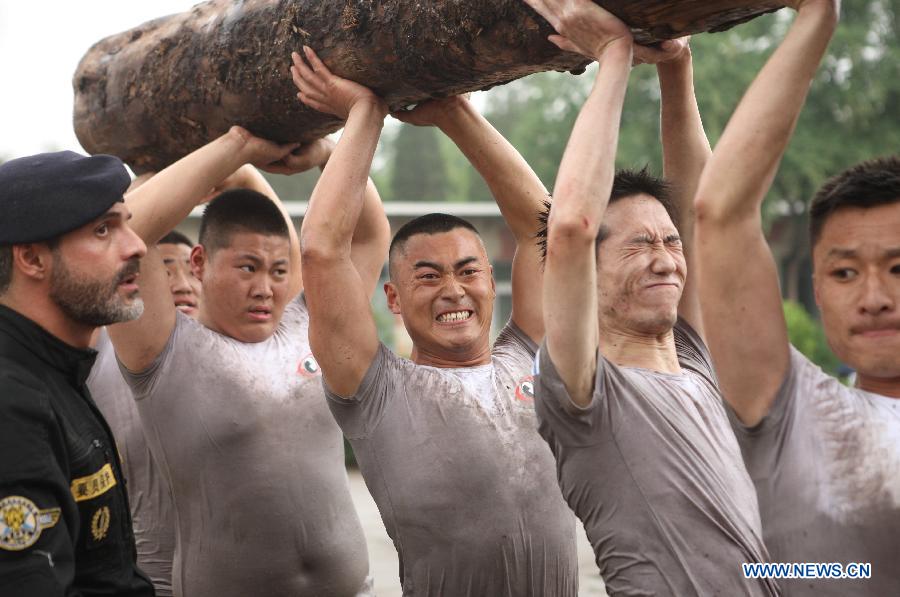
(121, 296), (371, 597)
(325, 322), (579, 597)
(729, 347), (900, 595)
(88, 329), (175, 596)
(535, 320), (779, 597)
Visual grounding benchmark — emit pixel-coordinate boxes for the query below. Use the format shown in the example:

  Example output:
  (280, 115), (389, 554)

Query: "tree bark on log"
(73, 0), (784, 173)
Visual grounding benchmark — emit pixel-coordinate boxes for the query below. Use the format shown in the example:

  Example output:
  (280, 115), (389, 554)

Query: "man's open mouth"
(436, 310), (473, 323)
(248, 306), (272, 320)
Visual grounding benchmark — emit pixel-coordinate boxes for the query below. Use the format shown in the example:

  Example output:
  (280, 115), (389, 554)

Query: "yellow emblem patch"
(70, 463), (117, 502)
(91, 506), (111, 541)
(0, 496), (60, 551)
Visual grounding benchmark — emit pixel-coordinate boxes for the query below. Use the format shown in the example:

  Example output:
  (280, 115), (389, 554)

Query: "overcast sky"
(0, 1), (200, 158)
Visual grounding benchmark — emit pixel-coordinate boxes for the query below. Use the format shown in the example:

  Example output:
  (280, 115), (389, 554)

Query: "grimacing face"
(49, 203), (147, 327)
(813, 202), (900, 384)
(385, 229), (496, 363)
(596, 194), (685, 337)
(157, 242), (201, 317)
(191, 231), (292, 343)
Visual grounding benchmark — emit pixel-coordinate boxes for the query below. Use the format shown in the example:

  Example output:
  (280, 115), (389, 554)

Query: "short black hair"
(198, 189), (289, 254)
(537, 167), (676, 261)
(809, 155), (900, 247)
(388, 213), (481, 279)
(158, 230), (193, 248)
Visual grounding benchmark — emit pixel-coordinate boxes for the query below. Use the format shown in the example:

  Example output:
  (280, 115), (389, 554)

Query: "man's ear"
(12, 243), (52, 282)
(384, 281), (401, 315)
(190, 245), (207, 282)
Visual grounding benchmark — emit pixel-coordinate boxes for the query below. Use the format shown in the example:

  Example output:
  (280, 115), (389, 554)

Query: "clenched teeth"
(437, 310), (473, 323)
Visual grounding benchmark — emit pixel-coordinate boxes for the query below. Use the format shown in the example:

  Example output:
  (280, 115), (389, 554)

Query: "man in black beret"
(0, 129), (301, 595)
(0, 150), (156, 595)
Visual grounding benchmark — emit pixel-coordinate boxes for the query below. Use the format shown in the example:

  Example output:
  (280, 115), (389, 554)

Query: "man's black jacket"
(0, 304), (153, 596)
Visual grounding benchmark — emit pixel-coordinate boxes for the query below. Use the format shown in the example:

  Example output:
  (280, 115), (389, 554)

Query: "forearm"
(352, 179), (389, 250)
(552, 41), (632, 234)
(543, 41), (632, 406)
(437, 101), (548, 242)
(349, 178), (391, 296)
(659, 54), (710, 222)
(124, 128), (251, 244)
(695, 4), (837, 223)
(302, 102), (385, 260)
(658, 53), (711, 330)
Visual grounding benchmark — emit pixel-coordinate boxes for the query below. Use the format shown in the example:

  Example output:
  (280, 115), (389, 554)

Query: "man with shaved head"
(292, 46), (577, 595)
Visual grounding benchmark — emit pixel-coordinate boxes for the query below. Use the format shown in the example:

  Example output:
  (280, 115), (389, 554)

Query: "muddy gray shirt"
(88, 330), (175, 596)
(120, 296), (370, 597)
(325, 322), (578, 597)
(729, 347), (900, 595)
(535, 320), (778, 597)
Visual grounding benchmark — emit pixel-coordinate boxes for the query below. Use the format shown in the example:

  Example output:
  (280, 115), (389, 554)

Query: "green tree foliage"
(783, 300), (842, 375)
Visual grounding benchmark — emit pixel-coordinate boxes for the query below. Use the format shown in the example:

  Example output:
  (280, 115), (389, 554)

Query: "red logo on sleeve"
(297, 354), (321, 378)
(515, 376), (535, 402)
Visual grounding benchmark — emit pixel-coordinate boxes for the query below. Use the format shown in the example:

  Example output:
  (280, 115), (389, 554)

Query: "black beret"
(0, 151), (130, 244)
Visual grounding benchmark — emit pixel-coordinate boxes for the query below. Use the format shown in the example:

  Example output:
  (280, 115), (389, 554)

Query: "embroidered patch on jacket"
(91, 506), (111, 541)
(297, 353), (321, 377)
(70, 463), (117, 502)
(0, 496), (60, 551)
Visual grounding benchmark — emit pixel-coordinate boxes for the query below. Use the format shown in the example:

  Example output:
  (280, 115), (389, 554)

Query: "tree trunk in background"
(73, 0), (783, 173)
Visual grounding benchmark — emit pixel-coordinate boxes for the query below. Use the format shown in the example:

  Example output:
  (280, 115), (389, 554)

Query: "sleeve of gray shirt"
(116, 312), (183, 401)
(672, 317), (719, 387)
(726, 346), (807, 475)
(534, 341), (606, 449)
(493, 319), (539, 361)
(323, 343), (397, 440)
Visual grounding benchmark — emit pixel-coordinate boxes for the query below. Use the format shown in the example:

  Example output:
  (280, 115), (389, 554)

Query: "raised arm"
(693, 0), (839, 425)
(393, 97), (548, 342)
(523, 0), (634, 407)
(655, 44), (712, 335)
(350, 178), (391, 298)
(292, 46), (389, 398)
(124, 127), (299, 246)
(110, 130), (306, 371)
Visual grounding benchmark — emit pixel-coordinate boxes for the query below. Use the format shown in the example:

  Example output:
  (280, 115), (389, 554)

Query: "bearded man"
(0, 151), (154, 596)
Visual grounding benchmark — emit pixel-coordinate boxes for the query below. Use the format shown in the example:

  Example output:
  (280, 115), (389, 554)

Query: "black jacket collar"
(0, 303), (98, 387)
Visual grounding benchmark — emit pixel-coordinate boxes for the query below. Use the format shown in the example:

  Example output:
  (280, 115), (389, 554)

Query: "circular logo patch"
(91, 506), (111, 542)
(0, 496), (41, 551)
(515, 376), (535, 402)
(297, 354), (321, 377)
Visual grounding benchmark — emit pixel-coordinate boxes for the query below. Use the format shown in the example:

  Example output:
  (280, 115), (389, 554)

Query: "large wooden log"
(73, 0), (784, 173)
